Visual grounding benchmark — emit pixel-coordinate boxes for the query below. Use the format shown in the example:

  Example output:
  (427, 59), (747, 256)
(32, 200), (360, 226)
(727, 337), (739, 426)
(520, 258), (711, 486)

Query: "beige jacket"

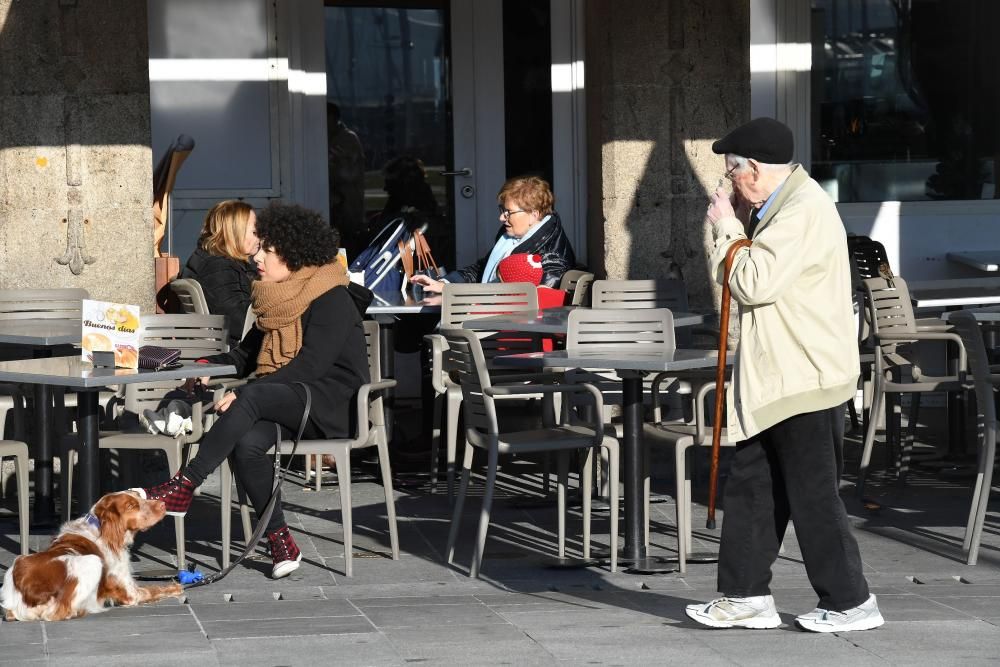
(710, 165), (859, 441)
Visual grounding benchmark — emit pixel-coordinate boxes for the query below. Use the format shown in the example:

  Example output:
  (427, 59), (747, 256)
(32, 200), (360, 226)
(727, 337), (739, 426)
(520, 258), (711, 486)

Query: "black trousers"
(184, 382), (321, 533)
(717, 403), (870, 612)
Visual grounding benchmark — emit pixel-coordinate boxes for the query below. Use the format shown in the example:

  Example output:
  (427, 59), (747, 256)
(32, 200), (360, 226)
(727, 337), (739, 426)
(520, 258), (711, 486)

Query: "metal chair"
(858, 276), (970, 497)
(425, 282), (541, 499)
(591, 278), (687, 311)
(0, 288), (88, 321)
(442, 328), (620, 577)
(168, 278), (210, 315)
(219, 320), (399, 576)
(563, 308), (680, 546)
(0, 391), (30, 555)
(559, 270), (594, 307)
(949, 310), (999, 565)
(63, 314), (228, 568)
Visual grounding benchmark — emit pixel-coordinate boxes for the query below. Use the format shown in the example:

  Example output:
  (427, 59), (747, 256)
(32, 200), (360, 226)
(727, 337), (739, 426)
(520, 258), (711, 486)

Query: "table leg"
(375, 315), (396, 443)
(31, 384), (55, 526)
(620, 373), (676, 574)
(76, 390), (100, 511)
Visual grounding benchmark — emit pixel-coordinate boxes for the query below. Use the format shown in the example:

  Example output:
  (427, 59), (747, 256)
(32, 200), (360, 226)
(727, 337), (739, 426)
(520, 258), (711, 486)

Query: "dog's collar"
(83, 513), (101, 531)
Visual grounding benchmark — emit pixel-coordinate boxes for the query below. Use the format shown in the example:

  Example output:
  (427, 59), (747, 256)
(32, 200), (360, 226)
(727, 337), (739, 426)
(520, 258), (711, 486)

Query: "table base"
(658, 551), (719, 564)
(623, 557), (679, 575)
(540, 556), (601, 569)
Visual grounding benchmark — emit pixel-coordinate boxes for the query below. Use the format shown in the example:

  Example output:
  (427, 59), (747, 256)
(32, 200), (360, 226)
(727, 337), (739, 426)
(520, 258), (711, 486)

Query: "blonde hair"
(198, 200), (254, 261)
(497, 176), (554, 216)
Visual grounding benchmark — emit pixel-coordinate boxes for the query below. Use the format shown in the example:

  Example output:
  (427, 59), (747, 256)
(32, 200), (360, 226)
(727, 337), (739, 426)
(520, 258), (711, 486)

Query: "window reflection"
(324, 4), (451, 263)
(812, 0), (1000, 202)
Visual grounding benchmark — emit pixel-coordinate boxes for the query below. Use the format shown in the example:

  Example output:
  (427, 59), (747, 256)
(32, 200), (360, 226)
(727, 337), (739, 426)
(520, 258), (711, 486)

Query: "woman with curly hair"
(181, 200), (259, 347)
(137, 203), (370, 579)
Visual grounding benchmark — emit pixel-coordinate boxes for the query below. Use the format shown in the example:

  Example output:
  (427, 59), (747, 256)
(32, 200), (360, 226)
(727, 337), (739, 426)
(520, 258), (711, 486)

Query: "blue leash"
(182, 383), (312, 589)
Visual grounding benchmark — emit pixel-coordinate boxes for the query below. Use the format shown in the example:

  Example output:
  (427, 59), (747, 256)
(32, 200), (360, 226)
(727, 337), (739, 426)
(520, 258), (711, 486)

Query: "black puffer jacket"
(442, 211), (575, 288)
(202, 285), (371, 438)
(181, 248), (257, 347)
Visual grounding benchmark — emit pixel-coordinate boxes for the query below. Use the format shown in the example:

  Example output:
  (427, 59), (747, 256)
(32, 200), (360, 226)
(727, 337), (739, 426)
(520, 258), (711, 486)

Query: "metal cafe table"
(947, 251), (1000, 273)
(494, 348), (729, 573)
(0, 319), (81, 524)
(461, 307), (708, 335)
(0, 356), (235, 512)
(366, 290), (442, 441)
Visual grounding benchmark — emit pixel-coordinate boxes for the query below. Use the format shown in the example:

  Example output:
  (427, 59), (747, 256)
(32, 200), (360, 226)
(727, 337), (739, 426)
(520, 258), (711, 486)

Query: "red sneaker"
(267, 525), (302, 578)
(134, 472), (195, 516)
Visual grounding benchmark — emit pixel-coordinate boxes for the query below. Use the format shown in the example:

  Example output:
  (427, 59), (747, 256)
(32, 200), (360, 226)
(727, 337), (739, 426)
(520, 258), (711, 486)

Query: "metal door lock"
(461, 184), (475, 199)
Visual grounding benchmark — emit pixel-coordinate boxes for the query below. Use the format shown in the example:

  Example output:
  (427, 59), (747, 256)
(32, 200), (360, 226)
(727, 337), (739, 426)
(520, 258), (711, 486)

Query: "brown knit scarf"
(251, 262), (349, 375)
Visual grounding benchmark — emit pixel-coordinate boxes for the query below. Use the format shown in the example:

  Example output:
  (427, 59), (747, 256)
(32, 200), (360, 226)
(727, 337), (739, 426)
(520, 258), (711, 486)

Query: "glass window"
(811, 0), (1000, 202)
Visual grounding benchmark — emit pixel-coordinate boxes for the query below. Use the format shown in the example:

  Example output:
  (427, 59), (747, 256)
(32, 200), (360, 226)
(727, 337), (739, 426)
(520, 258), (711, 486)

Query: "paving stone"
(213, 633), (403, 667)
(362, 601), (505, 629)
(0, 642), (46, 663)
(200, 614), (375, 639)
(846, 619), (1000, 665)
(0, 618), (44, 643)
(382, 623), (553, 665)
(190, 598), (359, 622)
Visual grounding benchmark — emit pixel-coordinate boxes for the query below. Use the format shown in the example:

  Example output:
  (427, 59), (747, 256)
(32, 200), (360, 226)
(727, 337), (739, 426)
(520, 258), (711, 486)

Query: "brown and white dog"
(0, 491), (183, 621)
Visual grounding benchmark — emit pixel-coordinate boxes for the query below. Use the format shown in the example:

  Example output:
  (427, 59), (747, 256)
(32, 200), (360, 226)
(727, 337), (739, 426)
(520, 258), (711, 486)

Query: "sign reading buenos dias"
(81, 300), (141, 369)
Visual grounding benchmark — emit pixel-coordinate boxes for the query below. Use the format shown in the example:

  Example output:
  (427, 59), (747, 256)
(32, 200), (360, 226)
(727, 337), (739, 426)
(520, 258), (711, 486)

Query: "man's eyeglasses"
(723, 164), (740, 181)
(498, 205), (528, 220)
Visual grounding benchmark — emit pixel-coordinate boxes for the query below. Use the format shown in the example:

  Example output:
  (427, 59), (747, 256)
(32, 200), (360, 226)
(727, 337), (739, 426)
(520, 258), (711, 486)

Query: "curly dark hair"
(255, 203), (340, 271)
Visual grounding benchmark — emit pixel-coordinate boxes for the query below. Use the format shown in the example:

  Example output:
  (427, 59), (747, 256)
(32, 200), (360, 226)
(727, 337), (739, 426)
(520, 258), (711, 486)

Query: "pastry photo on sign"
(80, 300), (141, 369)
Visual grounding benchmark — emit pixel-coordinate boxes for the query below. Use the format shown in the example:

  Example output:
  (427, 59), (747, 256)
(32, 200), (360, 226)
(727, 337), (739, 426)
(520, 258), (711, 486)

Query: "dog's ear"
(94, 495), (129, 552)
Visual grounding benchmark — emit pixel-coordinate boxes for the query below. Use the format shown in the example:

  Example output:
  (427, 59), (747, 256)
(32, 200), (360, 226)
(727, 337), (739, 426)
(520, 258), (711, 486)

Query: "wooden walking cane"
(707, 238), (753, 529)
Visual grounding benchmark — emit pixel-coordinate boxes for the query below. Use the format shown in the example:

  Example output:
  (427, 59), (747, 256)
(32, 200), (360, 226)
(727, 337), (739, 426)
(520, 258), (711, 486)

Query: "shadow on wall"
(589, 0), (750, 312)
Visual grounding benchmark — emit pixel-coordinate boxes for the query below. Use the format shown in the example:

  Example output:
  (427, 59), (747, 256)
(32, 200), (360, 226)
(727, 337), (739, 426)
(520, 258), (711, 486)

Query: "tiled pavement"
(1, 410), (999, 666)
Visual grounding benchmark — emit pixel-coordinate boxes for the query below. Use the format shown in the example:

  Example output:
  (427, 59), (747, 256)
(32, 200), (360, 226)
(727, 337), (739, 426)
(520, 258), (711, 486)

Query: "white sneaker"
(686, 595), (781, 629)
(795, 594), (884, 633)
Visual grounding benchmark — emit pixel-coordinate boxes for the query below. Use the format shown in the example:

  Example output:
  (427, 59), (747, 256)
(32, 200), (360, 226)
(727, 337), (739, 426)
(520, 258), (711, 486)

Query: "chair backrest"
(559, 270), (595, 307)
(566, 307), (675, 353)
(847, 234), (891, 286)
(0, 288), (89, 321)
(241, 305), (256, 340)
(169, 279), (209, 315)
(124, 314), (227, 412)
(442, 328), (498, 440)
(441, 282), (538, 327)
(591, 279), (688, 311)
(441, 282), (541, 365)
(363, 319), (381, 382)
(861, 276), (917, 353)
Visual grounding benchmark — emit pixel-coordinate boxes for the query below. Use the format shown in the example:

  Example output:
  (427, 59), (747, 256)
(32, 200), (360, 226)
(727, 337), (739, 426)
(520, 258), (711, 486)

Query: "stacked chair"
(856, 276), (970, 496)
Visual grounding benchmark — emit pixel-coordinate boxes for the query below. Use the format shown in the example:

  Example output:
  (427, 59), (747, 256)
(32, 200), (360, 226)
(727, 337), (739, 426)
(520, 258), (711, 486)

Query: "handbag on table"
(137, 345), (183, 371)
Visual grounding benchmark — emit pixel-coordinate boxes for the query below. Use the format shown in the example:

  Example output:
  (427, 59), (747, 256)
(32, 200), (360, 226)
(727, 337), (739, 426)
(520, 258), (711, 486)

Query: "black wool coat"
(181, 248), (257, 347)
(203, 285), (371, 439)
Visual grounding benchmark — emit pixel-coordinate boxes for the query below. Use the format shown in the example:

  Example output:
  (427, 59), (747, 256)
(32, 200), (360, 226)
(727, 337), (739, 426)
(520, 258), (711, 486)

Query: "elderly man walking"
(685, 118), (884, 633)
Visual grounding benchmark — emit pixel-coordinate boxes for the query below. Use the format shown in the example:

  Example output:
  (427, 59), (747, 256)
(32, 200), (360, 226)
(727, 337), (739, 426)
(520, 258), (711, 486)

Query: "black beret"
(711, 117), (793, 164)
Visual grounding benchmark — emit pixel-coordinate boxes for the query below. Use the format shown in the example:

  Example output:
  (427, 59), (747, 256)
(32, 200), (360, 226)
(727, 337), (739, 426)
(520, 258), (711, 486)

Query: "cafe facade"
(1, 0), (994, 309)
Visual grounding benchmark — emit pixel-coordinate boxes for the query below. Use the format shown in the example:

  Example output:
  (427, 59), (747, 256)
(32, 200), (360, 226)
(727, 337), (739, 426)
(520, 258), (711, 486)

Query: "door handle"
(440, 168), (472, 177)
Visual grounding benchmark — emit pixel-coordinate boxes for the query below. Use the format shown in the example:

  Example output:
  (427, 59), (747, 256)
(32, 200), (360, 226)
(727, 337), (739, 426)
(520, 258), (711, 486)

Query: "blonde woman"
(181, 200), (259, 347)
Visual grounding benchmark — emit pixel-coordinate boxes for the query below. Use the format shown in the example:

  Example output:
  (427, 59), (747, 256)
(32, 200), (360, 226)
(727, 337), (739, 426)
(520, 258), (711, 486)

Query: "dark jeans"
(184, 382), (320, 533)
(717, 403), (870, 612)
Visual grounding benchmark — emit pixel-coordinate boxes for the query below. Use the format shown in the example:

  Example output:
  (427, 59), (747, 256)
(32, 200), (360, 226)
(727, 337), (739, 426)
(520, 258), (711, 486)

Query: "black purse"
(138, 345), (182, 371)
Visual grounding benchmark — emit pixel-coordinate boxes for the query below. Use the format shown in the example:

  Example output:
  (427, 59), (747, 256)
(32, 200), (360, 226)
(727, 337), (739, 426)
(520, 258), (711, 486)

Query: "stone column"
(586, 0), (750, 311)
(0, 0), (154, 311)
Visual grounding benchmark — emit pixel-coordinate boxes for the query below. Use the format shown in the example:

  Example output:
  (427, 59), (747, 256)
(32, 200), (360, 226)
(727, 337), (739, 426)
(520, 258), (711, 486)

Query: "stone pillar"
(0, 0), (154, 311)
(586, 0), (750, 310)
